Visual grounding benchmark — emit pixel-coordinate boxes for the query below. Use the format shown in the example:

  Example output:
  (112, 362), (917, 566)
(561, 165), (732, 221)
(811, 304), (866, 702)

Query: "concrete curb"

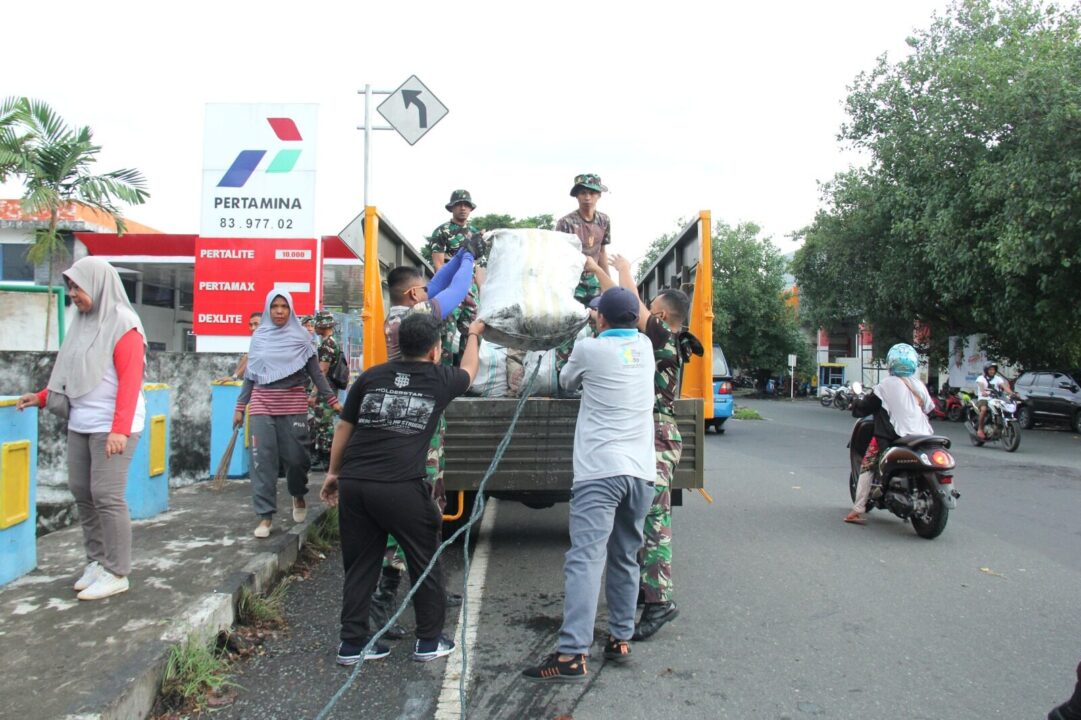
(78, 504), (329, 720)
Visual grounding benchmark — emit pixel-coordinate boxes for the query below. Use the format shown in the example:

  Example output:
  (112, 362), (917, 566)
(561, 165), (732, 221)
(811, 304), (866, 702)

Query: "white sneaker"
(292, 498), (307, 523)
(77, 570), (129, 601)
(254, 520), (272, 538)
(73, 561), (103, 591)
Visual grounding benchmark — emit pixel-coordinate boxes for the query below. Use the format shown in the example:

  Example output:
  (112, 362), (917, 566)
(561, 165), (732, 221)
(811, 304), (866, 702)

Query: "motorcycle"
(834, 382), (866, 411)
(848, 383), (959, 539)
(942, 386), (965, 422)
(820, 386), (838, 407)
(928, 391), (948, 420)
(964, 390), (1022, 452)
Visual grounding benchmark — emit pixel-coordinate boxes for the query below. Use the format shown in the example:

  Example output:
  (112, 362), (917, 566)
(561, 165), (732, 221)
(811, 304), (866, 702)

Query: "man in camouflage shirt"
(309, 310), (342, 470)
(427, 189), (486, 364)
(555, 173), (612, 307)
(607, 254), (688, 640)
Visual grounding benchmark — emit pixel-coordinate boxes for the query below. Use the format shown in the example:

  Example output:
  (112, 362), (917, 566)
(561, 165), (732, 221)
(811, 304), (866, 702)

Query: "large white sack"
(467, 340), (510, 398)
(478, 228), (589, 351)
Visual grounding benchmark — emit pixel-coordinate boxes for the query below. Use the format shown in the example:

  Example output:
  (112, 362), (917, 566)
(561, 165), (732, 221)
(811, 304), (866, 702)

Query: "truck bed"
(443, 397), (705, 493)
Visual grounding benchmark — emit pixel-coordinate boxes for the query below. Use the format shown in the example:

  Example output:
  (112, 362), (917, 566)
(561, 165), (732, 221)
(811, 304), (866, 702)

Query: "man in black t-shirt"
(320, 312), (484, 665)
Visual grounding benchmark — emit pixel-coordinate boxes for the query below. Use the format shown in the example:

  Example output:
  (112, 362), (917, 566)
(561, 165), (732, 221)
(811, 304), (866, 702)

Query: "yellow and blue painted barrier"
(0, 396), (38, 585)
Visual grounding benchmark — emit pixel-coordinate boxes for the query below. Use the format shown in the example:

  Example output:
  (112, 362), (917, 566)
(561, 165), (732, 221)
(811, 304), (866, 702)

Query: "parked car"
(1012, 370), (1081, 432)
(709, 345), (734, 433)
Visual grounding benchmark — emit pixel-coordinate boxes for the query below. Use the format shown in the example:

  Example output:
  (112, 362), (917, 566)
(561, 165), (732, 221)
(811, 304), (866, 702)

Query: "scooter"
(942, 386), (965, 422)
(820, 386), (838, 407)
(848, 385), (959, 539)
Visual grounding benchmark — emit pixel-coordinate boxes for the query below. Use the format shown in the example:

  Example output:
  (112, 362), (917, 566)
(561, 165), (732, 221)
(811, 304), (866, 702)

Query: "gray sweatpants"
(67, 430), (142, 577)
(249, 413), (310, 518)
(558, 475), (653, 654)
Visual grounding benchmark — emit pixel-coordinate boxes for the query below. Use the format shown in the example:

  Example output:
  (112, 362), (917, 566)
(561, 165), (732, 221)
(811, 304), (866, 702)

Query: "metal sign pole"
(358, 84), (394, 208)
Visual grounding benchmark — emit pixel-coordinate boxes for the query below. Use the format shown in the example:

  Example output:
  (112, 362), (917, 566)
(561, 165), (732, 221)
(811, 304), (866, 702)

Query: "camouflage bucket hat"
(570, 173), (608, 197)
(314, 310), (336, 328)
(445, 189), (476, 211)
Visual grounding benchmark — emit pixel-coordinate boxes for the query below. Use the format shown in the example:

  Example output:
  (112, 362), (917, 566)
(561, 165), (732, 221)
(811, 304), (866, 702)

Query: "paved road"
(223, 399), (1081, 719)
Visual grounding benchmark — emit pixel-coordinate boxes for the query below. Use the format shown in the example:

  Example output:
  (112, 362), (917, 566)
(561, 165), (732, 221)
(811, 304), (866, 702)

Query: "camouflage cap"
(570, 173), (608, 197)
(314, 310), (336, 328)
(300, 315), (315, 325)
(445, 189), (477, 212)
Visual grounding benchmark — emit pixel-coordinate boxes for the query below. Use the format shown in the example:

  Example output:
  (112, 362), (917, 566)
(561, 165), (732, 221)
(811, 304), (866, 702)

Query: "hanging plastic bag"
(478, 228), (589, 351)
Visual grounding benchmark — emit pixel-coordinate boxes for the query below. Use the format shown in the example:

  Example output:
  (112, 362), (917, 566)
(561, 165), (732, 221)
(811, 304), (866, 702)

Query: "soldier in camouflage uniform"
(427, 190), (487, 366)
(599, 254), (689, 640)
(366, 244), (481, 636)
(309, 311), (341, 471)
(555, 173), (612, 308)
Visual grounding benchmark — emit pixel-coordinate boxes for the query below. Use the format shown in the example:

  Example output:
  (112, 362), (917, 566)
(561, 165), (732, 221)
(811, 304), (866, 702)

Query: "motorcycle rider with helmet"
(844, 343), (935, 525)
(975, 361), (1012, 441)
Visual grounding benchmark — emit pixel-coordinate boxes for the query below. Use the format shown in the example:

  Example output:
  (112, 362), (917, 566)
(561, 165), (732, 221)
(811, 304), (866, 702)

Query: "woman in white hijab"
(234, 290), (341, 538)
(17, 257), (148, 601)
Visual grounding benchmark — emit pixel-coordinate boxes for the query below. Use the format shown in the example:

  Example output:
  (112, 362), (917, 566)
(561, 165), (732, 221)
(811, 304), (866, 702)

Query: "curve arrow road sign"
(378, 75), (447, 145)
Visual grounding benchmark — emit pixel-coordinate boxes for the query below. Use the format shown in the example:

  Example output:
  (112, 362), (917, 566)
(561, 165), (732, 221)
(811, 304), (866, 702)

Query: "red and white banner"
(193, 237), (321, 336)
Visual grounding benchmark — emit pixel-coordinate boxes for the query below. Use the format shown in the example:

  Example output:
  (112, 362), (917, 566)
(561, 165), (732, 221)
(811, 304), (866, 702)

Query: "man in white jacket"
(522, 287), (655, 682)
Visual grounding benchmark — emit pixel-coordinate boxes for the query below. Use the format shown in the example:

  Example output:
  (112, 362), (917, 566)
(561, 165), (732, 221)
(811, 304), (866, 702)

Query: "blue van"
(709, 345), (734, 433)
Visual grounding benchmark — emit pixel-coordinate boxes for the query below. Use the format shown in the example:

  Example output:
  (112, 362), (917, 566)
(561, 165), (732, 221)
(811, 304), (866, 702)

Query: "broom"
(212, 426), (241, 491)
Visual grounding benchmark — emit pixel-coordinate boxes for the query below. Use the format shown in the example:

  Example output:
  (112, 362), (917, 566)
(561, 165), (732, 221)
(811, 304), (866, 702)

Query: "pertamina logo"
(217, 117), (303, 188)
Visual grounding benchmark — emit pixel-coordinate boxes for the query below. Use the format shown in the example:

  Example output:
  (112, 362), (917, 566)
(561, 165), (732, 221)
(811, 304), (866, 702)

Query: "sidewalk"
(0, 476), (328, 720)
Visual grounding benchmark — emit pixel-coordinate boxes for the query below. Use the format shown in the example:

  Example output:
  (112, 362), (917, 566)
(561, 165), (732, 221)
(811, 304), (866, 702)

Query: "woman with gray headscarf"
(17, 257), (148, 601)
(235, 290), (340, 538)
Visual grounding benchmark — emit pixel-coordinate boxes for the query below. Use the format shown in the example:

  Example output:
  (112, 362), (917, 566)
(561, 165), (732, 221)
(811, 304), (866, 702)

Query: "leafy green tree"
(793, 0), (1081, 368)
(4, 97), (149, 346)
(639, 219), (811, 379)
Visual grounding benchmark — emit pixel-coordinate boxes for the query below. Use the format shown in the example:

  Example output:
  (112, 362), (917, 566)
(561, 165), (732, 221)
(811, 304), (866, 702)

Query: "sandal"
(844, 511), (866, 525)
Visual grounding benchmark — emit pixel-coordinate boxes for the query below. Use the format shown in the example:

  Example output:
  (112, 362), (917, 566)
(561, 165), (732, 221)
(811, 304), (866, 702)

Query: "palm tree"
(5, 97), (149, 346)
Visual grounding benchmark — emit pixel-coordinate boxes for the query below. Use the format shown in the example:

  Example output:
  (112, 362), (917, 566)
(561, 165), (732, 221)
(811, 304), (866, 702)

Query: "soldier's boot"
(369, 570), (406, 640)
(1049, 661), (1081, 720)
(632, 601), (679, 641)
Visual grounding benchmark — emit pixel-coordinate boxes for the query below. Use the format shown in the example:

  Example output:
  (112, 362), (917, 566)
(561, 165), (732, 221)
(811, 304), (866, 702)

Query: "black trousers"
(339, 478), (445, 643)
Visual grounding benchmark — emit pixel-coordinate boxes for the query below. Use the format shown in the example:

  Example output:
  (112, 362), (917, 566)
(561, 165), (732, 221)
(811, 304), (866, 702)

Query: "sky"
(2, 0), (952, 264)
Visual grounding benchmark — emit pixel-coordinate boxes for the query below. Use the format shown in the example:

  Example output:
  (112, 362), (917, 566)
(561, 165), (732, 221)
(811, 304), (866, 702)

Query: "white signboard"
(200, 103), (317, 237)
(788, 354), (797, 368)
(377, 75), (448, 146)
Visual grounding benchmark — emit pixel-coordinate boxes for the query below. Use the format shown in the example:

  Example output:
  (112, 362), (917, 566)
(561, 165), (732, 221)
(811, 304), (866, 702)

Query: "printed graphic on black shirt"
(357, 388), (435, 434)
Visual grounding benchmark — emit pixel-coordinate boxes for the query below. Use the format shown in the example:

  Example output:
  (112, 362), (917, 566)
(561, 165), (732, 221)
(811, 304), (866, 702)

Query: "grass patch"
(305, 505), (340, 554)
(160, 636), (236, 713)
(236, 578), (291, 627)
(733, 406), (763, 420)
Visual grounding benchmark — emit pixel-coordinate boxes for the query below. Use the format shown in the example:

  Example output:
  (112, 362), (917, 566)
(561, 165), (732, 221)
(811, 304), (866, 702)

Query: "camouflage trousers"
(639, 415), (682, 604)
(382, 414), (447, 570)
(308, 402), (335, 467)
(574, 271), (601, 307)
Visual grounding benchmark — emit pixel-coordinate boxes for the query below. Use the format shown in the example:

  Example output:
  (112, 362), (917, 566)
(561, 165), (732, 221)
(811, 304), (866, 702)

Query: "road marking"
(434, 499), (499, 719)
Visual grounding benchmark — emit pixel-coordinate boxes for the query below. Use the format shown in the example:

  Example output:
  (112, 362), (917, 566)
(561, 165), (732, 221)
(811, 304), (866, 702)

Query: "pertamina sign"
(193, 237), (320, 335)
(200, 103), (317, 238)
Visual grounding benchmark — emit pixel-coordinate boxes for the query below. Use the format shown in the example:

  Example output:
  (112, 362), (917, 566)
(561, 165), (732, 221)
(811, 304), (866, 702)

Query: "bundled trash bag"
(479, 229), (589, 351)
(468, 340), (510, 398)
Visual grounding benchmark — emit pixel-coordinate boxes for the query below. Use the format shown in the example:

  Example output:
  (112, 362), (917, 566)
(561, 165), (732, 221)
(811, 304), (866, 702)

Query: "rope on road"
(314, 362), (542, 720)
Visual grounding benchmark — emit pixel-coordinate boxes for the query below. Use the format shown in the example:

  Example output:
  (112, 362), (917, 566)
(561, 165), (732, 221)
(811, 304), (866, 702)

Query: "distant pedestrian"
(320, 313), (484, 665)
(310, 310), (342, 471)
(218, 311), (261, 382)
(235, 290), (341, 538)
(522, 287), (654, 682)
(16, 257), (148, 601)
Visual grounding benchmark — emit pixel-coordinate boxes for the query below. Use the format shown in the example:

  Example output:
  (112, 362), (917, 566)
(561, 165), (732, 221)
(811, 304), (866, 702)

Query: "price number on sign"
(218, 218), (295, 230)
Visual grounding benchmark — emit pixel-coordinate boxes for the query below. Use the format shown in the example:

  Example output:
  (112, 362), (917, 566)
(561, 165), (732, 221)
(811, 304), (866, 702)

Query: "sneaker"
(73, 561), (103, 591)
(254, 519), (272, 538)
(77, 570), (129, 601)
(521, 652), (588, 683)
(336, 640), (391, 665)
(292, 497), (307, 523)
(413, 634), (455, 662)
